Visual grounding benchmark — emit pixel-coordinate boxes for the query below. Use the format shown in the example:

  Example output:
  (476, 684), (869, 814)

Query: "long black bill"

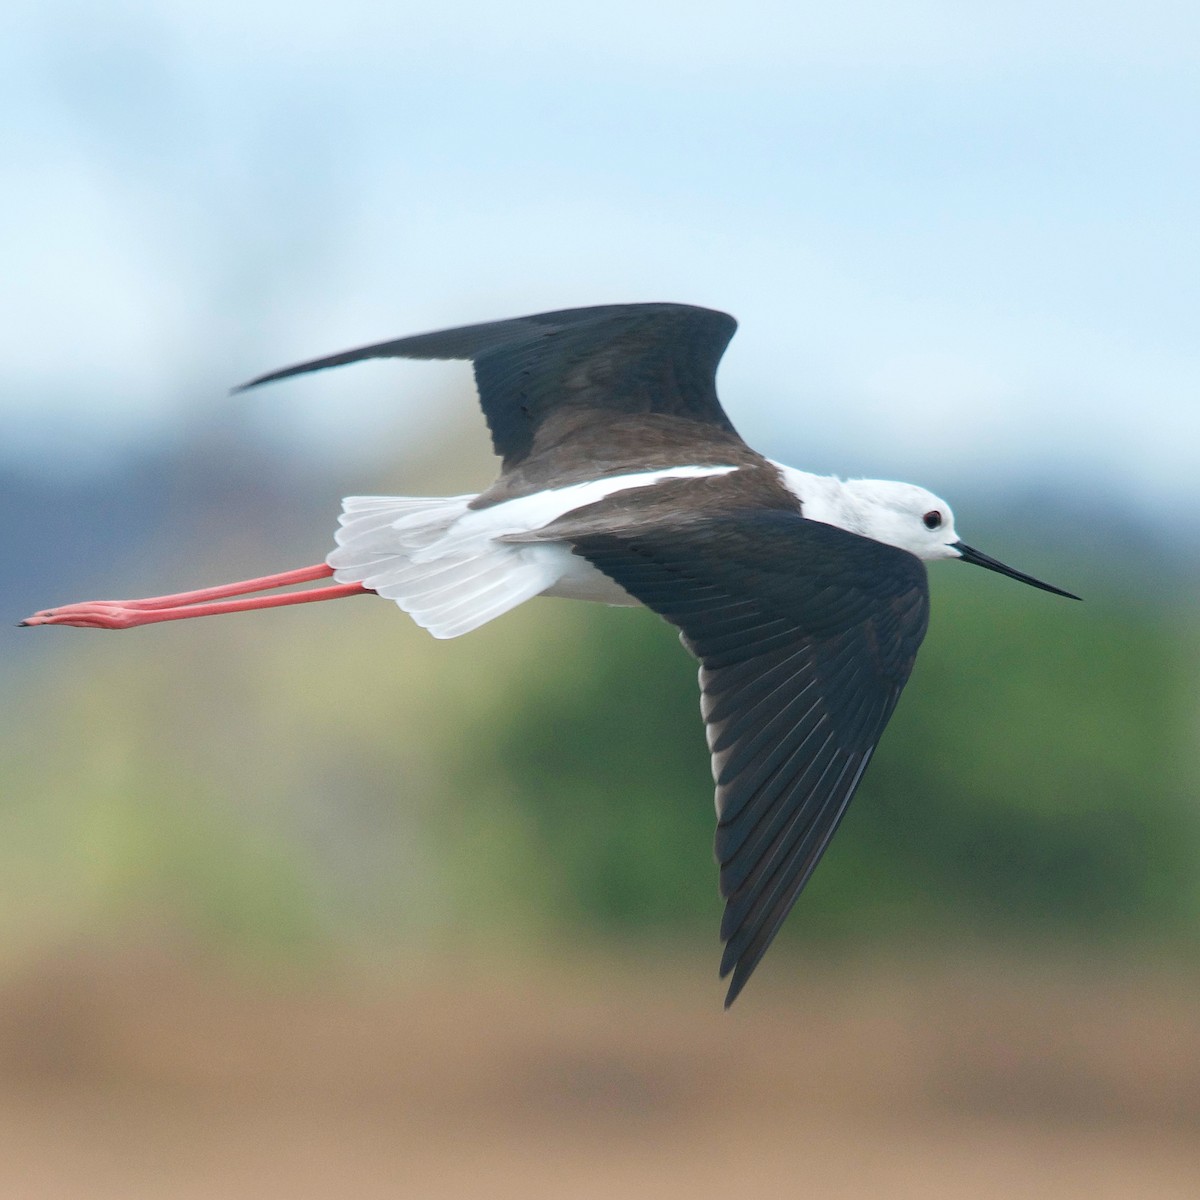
(954, 543), (1080, 600)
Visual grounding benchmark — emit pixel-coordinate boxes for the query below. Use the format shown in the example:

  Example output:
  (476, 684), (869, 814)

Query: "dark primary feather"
(234, 302), (740, 470)
(568, 511), (930, 1006)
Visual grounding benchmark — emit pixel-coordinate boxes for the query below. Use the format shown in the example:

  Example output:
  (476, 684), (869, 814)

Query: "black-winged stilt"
(23, 303), (1079, 1005)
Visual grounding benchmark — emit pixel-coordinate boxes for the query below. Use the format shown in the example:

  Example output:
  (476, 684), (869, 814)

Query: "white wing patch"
(327, 466), (737, 639)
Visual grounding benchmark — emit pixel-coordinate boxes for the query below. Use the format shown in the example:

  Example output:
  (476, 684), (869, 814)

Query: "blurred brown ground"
(0, 945), (1196, 1199)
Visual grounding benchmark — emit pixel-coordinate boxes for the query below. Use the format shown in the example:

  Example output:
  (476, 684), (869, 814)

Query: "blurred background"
(3, 2), (1199, 1196)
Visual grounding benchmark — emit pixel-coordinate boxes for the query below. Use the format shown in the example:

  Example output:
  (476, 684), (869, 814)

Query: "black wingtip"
(16, 620), (29, 627)
(720, 950), (752, 1009)
(230, 370), (286, 395)
(722, 967), (748, 1009)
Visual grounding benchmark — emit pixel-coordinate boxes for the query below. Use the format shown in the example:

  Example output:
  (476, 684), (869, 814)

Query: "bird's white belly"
(539, 544), (638, 605)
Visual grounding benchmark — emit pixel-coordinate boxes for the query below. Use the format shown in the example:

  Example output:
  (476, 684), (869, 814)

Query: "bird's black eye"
(923, 510), (942, 530)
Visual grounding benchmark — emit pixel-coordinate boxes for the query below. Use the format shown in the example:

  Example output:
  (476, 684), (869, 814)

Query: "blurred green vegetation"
(3, 536), (1198, 971)
(467, 571), (1200, 949)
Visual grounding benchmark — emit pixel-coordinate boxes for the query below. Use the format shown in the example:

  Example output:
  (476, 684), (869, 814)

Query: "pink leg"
(21, 564), (372, 630)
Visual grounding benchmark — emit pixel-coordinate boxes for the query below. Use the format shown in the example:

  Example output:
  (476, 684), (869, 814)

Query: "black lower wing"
(569, 511), (930, 1006)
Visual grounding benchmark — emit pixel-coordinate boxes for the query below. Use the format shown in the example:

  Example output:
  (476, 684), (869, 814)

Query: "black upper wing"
(235, 303), (740, 470)
(568, 510), (930, 1006)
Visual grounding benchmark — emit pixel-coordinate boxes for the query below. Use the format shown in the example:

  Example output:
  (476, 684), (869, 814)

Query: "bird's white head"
(777, 469), (1079, 598)
(802, 478), (962, 561)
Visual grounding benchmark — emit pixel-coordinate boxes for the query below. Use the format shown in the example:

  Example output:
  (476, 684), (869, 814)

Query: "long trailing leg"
(21, 564), (371, 630)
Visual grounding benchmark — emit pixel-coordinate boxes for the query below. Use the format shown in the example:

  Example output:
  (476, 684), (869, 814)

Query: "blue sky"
(4, 0), (1198, 514)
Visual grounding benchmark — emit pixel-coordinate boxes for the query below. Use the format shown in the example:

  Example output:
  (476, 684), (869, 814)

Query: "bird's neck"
(769, 463), (868, 534)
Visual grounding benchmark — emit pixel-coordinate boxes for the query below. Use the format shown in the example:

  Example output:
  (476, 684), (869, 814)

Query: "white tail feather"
(327, 493), (562, 638)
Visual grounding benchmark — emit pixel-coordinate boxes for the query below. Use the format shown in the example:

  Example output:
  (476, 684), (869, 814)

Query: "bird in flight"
(24, 303), (1079, 1005)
